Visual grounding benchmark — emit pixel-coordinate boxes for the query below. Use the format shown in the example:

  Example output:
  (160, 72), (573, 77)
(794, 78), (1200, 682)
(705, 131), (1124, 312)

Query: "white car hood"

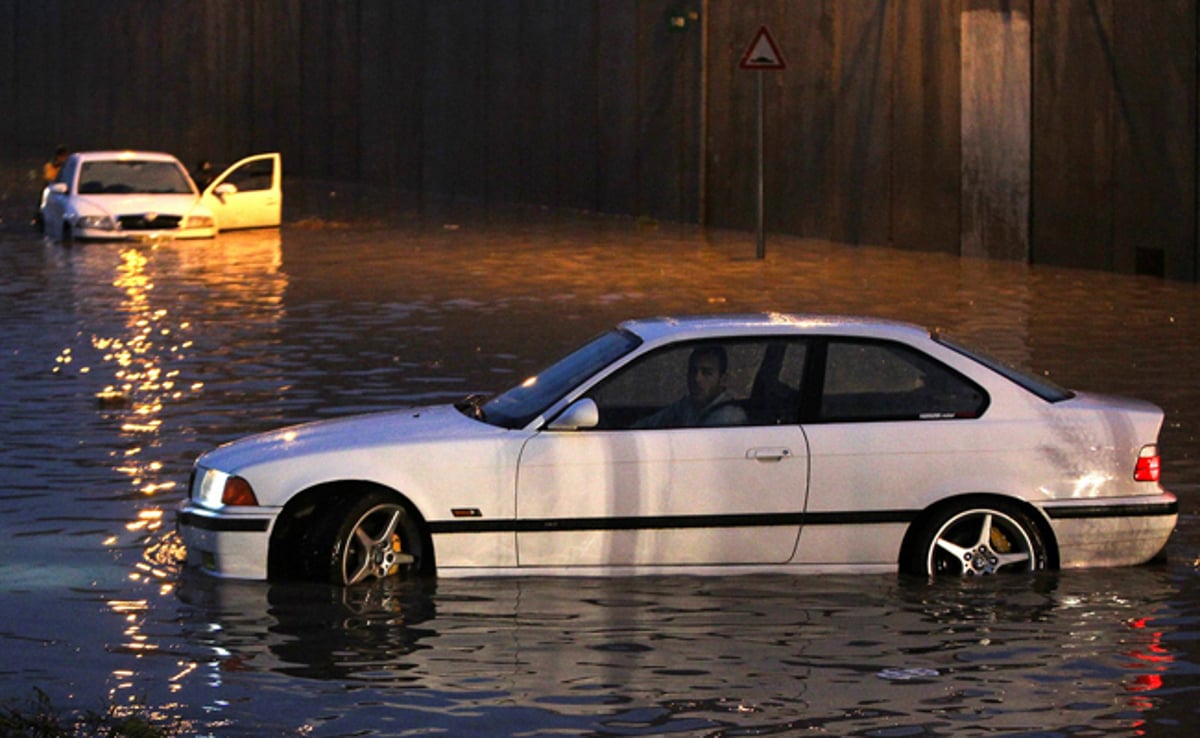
(74, 193), (202, 216)
(198, 404), (501, 474)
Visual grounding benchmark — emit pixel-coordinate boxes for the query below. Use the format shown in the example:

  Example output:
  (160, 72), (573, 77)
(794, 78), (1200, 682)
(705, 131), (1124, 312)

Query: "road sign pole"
(740, 25), (784, 260)
(755, 70), (765, 259)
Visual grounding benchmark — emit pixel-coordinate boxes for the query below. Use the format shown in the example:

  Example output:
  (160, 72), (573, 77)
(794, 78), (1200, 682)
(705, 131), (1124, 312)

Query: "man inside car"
(634, 345), (748, 428)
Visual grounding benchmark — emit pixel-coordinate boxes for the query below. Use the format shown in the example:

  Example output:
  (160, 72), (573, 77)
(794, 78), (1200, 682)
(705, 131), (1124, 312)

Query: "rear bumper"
(1041, 492), (1178, 568)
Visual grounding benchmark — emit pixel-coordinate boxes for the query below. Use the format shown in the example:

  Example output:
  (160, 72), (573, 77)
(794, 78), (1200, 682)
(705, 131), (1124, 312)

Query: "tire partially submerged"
(906, 499), (1049, 576)
(308, 491), (428, 585)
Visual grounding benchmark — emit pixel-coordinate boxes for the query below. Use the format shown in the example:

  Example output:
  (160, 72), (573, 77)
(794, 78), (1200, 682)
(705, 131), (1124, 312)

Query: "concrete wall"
(2, 0), (701, 222)
(1032, 0), (1196, 279)
(961, 1), (1030, 262)
(1, 1), (1195, 278)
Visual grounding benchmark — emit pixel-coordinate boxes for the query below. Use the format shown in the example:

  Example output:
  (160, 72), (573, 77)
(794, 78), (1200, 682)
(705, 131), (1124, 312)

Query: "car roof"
(70, 150), (183, 163)
(618, 313), (933, 344)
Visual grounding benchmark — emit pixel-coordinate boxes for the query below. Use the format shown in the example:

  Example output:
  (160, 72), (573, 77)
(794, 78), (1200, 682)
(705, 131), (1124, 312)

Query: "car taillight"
(223, 476), (260, 506)
(1134, 445), (1161, 483)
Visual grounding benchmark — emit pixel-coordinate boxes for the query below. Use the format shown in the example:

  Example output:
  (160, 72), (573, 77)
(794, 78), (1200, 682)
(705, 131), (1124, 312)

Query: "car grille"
(118, 214), (182, 230)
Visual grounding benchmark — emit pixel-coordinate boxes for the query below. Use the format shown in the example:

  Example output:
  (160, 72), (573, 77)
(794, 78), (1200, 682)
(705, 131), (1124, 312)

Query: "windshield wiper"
(455, 394), (487, 421)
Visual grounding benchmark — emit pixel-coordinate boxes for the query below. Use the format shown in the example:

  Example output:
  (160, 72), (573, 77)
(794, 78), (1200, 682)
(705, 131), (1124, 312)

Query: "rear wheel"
(908, 500), (1047, 576)
(310, 491), (426, 585)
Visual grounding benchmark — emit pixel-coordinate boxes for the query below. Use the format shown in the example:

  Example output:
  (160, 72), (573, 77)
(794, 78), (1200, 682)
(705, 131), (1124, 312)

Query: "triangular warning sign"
(739, 26), (786, 70)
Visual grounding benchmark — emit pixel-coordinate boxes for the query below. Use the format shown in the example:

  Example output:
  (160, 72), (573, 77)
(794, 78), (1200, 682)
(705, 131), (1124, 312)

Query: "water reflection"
(106, 233), (284, 708)
(1, 231), (287, 715)
(178, 573), (438, 682)
(169, 569), (1189, 736)
(1, 213), (1199, 735)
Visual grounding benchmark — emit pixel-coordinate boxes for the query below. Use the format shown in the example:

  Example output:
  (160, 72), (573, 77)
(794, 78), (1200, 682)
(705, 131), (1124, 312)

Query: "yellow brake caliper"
(990, 527), (1013, 553)
(388, 534), (403, 576)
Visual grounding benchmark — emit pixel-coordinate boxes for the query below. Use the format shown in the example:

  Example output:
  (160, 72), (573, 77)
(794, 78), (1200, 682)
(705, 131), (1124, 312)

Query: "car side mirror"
(214, 183), (238, 196)
(49, 183), (68, 194)
(548, 398), (599, 431)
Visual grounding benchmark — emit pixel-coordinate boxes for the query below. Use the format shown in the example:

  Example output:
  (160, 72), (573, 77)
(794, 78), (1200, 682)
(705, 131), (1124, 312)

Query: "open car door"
(201, 153), (282, 231)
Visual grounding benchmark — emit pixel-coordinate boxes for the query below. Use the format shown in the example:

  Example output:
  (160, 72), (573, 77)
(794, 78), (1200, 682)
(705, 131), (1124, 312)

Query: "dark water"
(1, 205), (1198, 736)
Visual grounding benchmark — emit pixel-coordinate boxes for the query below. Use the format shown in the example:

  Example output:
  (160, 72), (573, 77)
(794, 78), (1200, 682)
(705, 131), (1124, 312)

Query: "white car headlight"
(196, 467), (231, 509)
(195, 467), (259, 508)
(186, 214), (215, 229)
(75, 215), (116, 230)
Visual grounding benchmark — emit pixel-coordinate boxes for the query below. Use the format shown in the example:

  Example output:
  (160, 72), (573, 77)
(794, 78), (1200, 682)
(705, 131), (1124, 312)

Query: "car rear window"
(936, 336), (1075, 403)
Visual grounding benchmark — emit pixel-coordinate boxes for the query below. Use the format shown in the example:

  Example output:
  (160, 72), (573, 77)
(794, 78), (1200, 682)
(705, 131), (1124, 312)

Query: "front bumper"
(177, 502), (277, 579)
(74, 226), (216, 241)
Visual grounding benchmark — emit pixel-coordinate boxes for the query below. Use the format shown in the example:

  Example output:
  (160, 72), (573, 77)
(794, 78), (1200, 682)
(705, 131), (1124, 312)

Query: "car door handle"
(747, 447), (792, 462)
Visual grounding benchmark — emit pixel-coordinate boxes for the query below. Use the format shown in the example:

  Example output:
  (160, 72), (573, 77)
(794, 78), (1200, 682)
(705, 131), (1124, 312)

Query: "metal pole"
(755, 69), (765, 259)
(698, 0), (709, 227)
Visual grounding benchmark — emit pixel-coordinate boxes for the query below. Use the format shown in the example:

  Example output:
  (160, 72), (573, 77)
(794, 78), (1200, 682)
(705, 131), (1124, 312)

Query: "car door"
(515, 339), (811, 568)
(201, 153), (282, 231)
(794, 338), (992, 566)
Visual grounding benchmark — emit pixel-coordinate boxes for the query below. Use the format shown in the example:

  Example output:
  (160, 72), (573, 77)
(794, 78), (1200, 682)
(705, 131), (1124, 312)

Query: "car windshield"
(76, 160), (195, 195)
(477, 328), (642, 429)
(936, 336), (1075, 402)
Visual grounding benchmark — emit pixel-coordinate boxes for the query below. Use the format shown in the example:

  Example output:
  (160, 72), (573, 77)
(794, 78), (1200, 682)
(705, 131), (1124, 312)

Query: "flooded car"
(39, 150), (281, 241)
(177, 313), (1177, 584)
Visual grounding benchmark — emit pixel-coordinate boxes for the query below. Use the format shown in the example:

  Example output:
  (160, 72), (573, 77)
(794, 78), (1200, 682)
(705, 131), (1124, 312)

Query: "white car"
(177, 314), (1178, 583)
(40, 150), (281, 241)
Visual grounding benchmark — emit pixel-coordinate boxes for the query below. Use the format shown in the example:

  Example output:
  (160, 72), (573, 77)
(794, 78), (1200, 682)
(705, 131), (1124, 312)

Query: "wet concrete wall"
(1032, 0), (1197, 279)
(960, 2), (1030, 262)
(0, 0), (701, 222)
(0, 1), (1195, 279)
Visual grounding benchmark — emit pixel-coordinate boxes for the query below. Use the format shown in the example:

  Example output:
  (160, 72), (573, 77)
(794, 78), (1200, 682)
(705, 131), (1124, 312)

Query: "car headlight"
(75, 215), (116, 230)
(196, 467), (230, 509)
(186, 214), (215, 229)
(195, 467), (259, 509)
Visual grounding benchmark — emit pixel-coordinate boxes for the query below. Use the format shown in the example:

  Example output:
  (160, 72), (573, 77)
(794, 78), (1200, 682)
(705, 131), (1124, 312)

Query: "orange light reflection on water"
(79, 236), (286, 718)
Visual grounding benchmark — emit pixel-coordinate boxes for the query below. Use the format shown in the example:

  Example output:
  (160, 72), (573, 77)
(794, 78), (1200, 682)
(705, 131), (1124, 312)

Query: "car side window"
(819, 340), (987, 422)
(220, 159), (274, 192)
(586, 339), (805, 430)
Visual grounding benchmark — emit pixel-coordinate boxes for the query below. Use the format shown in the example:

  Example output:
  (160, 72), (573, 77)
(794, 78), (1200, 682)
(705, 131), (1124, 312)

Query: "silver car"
(178, 314), (1178, 584)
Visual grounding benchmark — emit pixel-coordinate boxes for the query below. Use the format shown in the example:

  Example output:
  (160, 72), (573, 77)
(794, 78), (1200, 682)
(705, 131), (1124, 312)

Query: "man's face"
(687, 353), (724, 407)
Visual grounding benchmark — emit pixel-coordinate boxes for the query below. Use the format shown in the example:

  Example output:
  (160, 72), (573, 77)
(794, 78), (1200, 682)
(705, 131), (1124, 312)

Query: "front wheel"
(907, 500), (1048, 576)
(311, 491), (426, 585)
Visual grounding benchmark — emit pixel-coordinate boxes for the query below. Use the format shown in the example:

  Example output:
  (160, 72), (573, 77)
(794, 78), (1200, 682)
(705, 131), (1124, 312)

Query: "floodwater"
(1, 196), (1199, 736)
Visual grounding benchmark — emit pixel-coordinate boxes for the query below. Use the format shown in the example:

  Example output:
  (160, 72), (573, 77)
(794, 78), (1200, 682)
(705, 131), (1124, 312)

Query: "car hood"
(73, 193), (204, 216)
(198, 404), (502, 474)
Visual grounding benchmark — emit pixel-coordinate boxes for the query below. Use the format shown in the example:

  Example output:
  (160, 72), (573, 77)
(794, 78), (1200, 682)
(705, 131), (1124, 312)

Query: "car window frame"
(935, 335), (1075, 403)
(76, 158), (196, 195)
(581, 336), (809, 431)
(207, 153), (281, 196)
(802, 337), (990, 424)
(481, 328), (643, 429)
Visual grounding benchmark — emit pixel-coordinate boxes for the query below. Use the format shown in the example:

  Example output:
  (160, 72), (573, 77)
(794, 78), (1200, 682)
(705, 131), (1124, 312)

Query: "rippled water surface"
(1, 205), (1199, 736)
